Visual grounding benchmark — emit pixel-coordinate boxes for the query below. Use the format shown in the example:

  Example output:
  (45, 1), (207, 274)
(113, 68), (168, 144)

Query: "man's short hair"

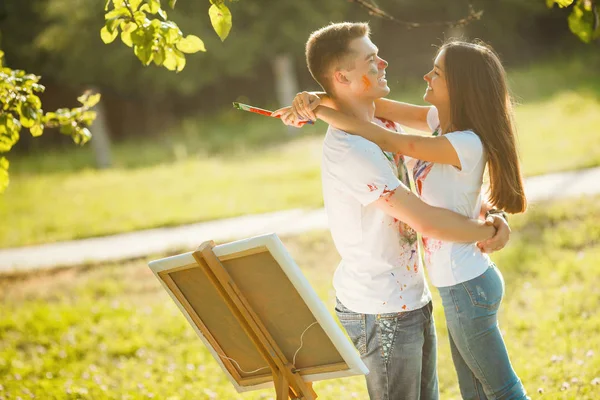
(305, 22), (370, 95)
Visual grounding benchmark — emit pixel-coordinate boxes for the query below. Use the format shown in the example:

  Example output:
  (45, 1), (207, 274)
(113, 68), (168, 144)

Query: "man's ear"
(333, 70), (350, 85)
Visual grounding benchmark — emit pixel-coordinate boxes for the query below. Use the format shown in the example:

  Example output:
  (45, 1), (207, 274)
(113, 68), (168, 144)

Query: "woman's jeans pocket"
(459, 265), (505, 312)
(335, 299), (367, 355)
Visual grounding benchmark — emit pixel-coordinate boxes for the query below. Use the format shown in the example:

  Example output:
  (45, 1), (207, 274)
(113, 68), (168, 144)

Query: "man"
(274, 22), (509, 400)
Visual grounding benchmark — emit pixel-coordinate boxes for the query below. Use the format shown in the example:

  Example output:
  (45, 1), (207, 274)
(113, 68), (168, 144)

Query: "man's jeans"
(438, 265), (529, 400)
(335, 299), (439, 400)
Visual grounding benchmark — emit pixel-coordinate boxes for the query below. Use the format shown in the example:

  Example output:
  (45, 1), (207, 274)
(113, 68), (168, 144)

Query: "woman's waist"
(423, 239), (490, 268)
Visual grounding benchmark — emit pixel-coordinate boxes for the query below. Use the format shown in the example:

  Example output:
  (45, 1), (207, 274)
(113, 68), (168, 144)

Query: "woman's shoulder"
(445, 129), (484, 150)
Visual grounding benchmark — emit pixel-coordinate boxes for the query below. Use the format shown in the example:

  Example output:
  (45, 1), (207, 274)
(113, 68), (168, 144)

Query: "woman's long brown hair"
(441, 40), (527, 214)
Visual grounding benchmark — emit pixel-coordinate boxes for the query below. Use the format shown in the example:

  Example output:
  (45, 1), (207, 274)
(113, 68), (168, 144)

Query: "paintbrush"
(232, 102), (313, 125)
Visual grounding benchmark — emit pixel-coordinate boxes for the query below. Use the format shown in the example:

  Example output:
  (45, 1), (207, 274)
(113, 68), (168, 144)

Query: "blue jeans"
(335, 299), (439, 400)
(438, 265), (529, 400)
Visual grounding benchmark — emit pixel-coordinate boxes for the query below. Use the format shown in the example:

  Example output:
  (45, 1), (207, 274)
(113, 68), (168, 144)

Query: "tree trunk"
(90, 91), (112, 169)
(272, 53), (299, 135)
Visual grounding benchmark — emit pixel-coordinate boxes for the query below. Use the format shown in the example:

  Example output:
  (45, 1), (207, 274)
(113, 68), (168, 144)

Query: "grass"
(1, 195), (599, 399)
(2, 51), (600, 248)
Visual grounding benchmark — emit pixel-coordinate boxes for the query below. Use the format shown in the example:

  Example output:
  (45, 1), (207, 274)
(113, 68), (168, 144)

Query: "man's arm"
(374, 183), (496, 243)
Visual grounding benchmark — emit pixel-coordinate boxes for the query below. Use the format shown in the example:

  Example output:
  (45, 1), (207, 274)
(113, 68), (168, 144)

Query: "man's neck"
(330, 95), (376, 122)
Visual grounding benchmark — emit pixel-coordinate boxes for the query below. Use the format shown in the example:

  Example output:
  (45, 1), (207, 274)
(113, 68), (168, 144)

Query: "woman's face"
(423, 49), (450, 109)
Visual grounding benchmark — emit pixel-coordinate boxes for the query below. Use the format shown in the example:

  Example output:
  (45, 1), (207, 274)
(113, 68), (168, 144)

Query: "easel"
(193, 241), (318, 400)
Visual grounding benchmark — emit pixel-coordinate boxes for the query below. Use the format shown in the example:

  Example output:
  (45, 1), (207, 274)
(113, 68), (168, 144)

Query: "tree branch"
(347, 0), (483, 29)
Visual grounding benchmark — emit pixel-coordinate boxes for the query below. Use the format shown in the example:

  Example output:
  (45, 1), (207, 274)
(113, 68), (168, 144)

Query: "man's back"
(321, 121), (431, 314)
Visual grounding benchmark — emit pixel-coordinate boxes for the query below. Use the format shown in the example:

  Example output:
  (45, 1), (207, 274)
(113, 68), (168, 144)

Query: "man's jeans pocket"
(335, 301), (367, 356)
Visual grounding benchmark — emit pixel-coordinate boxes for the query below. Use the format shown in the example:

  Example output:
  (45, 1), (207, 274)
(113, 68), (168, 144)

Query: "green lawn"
(1, 196), (599, 399)
(2, 52), (600, 248)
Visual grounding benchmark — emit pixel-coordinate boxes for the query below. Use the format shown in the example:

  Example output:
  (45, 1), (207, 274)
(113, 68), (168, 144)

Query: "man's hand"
(477, 214), (510, 253)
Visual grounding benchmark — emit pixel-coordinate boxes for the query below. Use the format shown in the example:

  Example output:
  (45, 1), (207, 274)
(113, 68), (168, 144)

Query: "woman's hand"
(272, 91), (324, 127)
(291, 91), (321, 122)
(271, 106), (305, 128)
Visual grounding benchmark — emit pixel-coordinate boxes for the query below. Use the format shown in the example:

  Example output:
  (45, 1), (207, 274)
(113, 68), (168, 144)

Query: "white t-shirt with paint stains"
(414, 107), (492, 287)
(322, 118), (431, 315)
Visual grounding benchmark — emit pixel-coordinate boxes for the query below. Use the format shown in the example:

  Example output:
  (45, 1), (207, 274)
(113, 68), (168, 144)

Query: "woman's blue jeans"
(438, 265), (529, 399)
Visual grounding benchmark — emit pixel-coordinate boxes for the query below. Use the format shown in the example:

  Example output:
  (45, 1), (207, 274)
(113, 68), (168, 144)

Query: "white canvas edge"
(148, 233), (368, 394)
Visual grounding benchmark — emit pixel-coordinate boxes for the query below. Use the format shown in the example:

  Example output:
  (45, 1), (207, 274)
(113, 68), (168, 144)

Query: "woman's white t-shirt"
(414, 107), (492, 287)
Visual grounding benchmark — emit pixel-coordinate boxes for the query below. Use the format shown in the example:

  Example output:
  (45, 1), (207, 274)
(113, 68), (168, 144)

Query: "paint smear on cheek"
(362, 75), (372, 92)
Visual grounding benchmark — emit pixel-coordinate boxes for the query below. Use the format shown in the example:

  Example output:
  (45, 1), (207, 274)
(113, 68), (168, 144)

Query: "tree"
(0, 51), (100, 192)
(0, 0), (232, 193)
(100, 0), (218, 71)
(1, 0), (596, 194)
(547, 0), (600, 43)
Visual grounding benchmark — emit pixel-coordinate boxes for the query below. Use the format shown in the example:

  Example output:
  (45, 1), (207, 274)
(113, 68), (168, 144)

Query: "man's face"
(337, 36), (389, 99)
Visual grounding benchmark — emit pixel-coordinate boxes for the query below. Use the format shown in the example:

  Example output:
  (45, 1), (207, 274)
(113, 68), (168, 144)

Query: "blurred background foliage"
(0, 0), (593, 150)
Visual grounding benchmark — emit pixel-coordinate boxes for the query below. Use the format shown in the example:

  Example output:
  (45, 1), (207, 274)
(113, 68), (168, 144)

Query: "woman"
(283, 40), (529, 399)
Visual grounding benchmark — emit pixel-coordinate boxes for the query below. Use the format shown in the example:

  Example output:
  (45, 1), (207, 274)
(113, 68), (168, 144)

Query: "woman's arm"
(289, 92), (432, 133)
(315, 105), (461, 169)
(373, 98), (432, 132)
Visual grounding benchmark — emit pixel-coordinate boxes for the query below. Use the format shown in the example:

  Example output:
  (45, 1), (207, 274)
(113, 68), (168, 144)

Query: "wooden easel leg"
(306, 382), (318, 399)
(274, 369), (290, 400)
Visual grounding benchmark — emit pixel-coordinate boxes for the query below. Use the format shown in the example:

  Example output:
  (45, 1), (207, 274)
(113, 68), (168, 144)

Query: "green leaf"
(0, 115), (20, 152)
(75, 127), (92, 145)
(26, 94), (42, 109)
(168, 0), (177, 9)
(81, 111), (98, 123)
(30, 123), (44, 137)
(19, 104), (38, 128)
(121, 21), (137, 33)
(208, 3), (232, 42)
(77, 93), (101, 108)
(105, 6), (130, 20)
(101, 26), (119, 44)
(134, 45), (153, 65)
(164, 26), (181, 44)
(130, 0), (143, 11)
(175, 35), (206, 53)
(162, 47), (178, 71)
(0, 157), (9, 193)
(131, 27), (153, 46)
(121, 30), (133, 47)
(147, 0), (160, 14)
(106, 17), (123, 33)
(60, 124), (73, 136)
(152, 46), (166, 65)
(546, 0), (575, 7)
(133, 10), (147, 25)
(174, 48), (186, 71)
(568, 1), (596, 43)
